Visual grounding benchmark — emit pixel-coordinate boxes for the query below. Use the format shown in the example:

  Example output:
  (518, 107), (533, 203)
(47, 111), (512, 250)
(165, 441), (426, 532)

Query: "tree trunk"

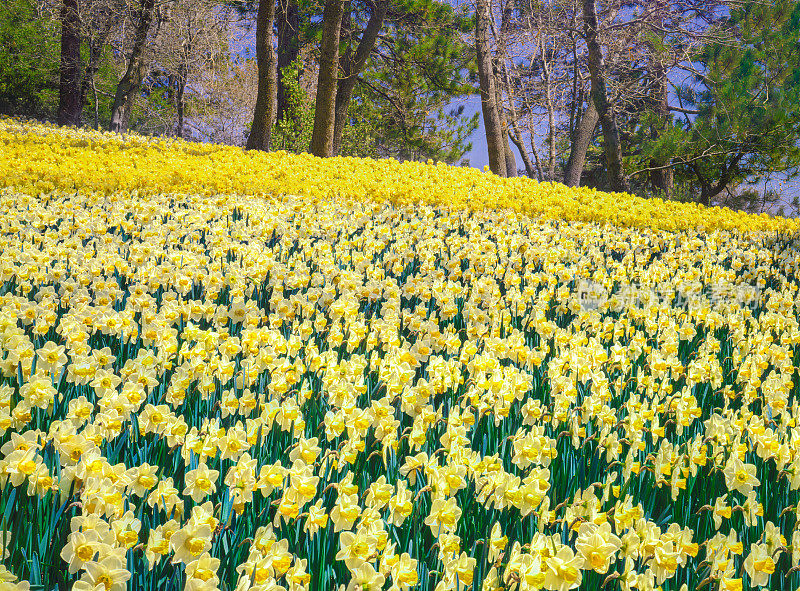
(495, 83), (516, 177)
(495, 0), (515, 176)
(247, 0), (277, 151)
(80, 40), (108, 114)
(508, 127), (536, 179)
(475, 0), (506, 176)
(109, 0), (156, 133)
(582, 0), (628, 193)
(276, 0), (300, 123)
(694, 152), (744, 206)
(503, 128), (517, 176)
(498, 60), (535, 179)
(310, 0), (346, 157)
(175, 56), (187, 138)
(563, 98), (599, 186)
(57, 0), (82, 127)
(545, 68), (556, 181)
(568, 38), (579, 143)
(80, 11), (115, 128)
(331, 0), (388, 156)
(649, 63), (673, 198)
(529, 129), (544, 181)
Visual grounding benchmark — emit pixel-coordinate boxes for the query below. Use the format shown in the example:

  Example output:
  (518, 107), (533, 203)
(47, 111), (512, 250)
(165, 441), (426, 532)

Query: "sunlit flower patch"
(1, 118), (797, 233)
(0, 121), (799, 591)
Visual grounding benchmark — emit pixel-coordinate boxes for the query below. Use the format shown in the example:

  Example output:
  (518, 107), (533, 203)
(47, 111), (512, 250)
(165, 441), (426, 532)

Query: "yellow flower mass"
(0, 117), (797, 233)
(0, 120), (798, 590)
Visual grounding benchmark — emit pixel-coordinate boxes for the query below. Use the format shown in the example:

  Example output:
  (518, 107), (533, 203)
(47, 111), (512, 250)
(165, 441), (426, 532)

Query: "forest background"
(2, 0), (800, 213)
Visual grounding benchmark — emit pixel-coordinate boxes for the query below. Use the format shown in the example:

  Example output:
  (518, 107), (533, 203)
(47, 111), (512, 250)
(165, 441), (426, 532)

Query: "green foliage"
(91, 47), (129, 131)
(271, 4), (479, 166)
(0, 0), (60, 117)
(644, 0), (800, 203)
(352, 0), (478, 164)
(338, 103), (381, 159)
(276, 0), (478, 163)
(271, 61), (315, 153)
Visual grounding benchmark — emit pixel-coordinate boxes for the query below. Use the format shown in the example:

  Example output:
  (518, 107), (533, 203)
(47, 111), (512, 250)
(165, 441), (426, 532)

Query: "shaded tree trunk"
(694, 152), (744, 206)
(175, 52), (188, 138)
(80, 40), (108, 123)
(57, 0), (82, 127)
(247, 0), (277, 151)
(475, 0), (506, 176)
(529, 130), (545, 181)
(563, 98), (599, 186)
(521, 87), (545, 180)
(109, 0), (156, 133)
(582, 0), (628, 192)
(503, 127), (517, 176)
(545, 66), (556, 181)
(310, 0), (346, 157)
(80, 9), (116, 130)
(568, 35), (580, 144)
(508, 126), (536, 179)
(332, 0), (353, 155)
(497, 55), (536, 179)
(276, 0), (300, 123)
(497, 0), (515, 176)
(649, 63), (673, 198)
(495, 81), (516, 176)
(331, 0), (388, 156)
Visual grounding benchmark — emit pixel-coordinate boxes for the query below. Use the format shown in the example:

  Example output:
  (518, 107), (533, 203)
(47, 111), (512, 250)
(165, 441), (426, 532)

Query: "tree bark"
(503, 128), (517, 176)
(529, 128), (544, 181)
(109, 0), (156, 133)
(80, 9), (115, 129)
(310, 0), (346, 157)
(500, 68), (534, 178)
(649, 62), (673, 198)
(694, 152), (744, 206)
(276, 0), (300, 123)
(497, 0), (515, 176)
(582, 0), (628, 193)
(508, 126), (536, 179)
(568, 37), (579, 143)
(563, 97), (599, 186)
(495, 82), (516, 177)
(331, 0), (388, 156)
(545, 66), (556, 181)
(57, 0), (82, 127)
(175, 52), (188, 138)
(521, 85), (545, 180)
(475, 0), (506, 176)
(81, 39), (109, 115)
(247, 0), (278, 151)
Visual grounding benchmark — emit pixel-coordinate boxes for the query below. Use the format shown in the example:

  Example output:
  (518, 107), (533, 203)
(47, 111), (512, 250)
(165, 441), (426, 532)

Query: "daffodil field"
(2, 120), (800, 591)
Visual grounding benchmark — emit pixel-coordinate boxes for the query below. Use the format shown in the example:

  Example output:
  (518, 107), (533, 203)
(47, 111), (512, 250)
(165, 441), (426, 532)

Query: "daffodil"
(423, 497), (462, 535)
(60, 530), (112, 575)
(390, 553), (419, 590)
(543, 546), (583, 591)
(743, 542), (776, 587)
(723, 455), (760, 496)
(169, 523), (213, 565)
(183, 463), (220, 503)
(331, 493), (360, 533)
(575, 522), (621, 574)
(336, 530), (378, 572)
(346, 563), (385, 591)
(72, 553), (131, 591)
